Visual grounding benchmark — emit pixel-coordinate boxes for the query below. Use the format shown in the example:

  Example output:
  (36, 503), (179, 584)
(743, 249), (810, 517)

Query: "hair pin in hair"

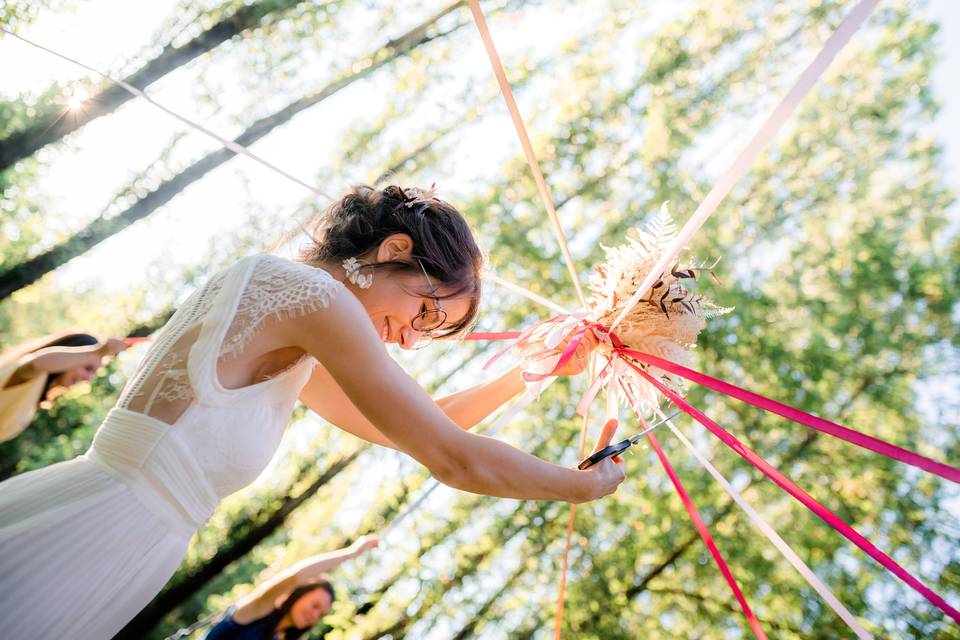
(400, 182), (438, 208)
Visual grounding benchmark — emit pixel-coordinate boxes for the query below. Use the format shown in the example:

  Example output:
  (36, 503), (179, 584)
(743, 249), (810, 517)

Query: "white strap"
(0, 28), (331, 200)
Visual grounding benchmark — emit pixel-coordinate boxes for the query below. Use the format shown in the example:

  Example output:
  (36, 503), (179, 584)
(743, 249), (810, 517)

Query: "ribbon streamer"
(621, 349), (960, 484)
(626, 360), (960, 624)
(647, 431), (768, 639)
(609, 0), (881, 331)
(484, 273), (573, 315)
(0, 28), (331, 200)
(469, 0), (587, 307)
(658, 409), (873, 639)
(554, 379), (596, 639)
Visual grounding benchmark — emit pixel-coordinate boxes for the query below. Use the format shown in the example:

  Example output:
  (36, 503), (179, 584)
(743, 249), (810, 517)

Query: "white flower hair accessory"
(342, 257), (373, 289)
(398, 182), (438, 208)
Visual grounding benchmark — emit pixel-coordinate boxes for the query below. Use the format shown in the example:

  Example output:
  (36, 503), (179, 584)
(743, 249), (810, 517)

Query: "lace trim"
(116, 271), (225, 414)
(148, 353), (192, 405)
(219, 256), (339, 361)
(115, 256), (337, 421)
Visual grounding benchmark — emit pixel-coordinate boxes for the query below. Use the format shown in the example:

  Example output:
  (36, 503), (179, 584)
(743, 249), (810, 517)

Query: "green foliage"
(1, 0), (957, 638)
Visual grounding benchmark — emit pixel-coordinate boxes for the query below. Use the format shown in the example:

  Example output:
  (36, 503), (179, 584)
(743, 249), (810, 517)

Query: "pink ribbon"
(618, 349), (960, 485)
(465, 331), (522, 340)
(623, 357), (960, 624)
(471, 320), (959, 486)
(467, 320), (960, 622)
(647, 431), (769, 639)
(575, 356), (614, 416)
(522, 324), (592, 382)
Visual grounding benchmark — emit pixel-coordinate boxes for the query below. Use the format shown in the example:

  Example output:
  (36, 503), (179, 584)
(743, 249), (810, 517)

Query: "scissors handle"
(577, 438), (631, 470)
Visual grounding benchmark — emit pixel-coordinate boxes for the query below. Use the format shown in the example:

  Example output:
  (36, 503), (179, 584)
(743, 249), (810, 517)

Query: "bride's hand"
(550, 329), (600, 377)
(573, 418), (626, 502)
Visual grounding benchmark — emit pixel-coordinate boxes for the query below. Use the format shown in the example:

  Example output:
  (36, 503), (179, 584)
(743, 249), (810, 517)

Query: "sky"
(0, 0), (625, 297)
(2, 0), (957, 290)
(928, 0), (960, 188)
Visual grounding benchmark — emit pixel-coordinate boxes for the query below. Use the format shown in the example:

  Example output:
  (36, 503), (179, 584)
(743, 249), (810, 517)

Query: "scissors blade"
(627, 410), (681, 444)
(576, 411), (682, 469)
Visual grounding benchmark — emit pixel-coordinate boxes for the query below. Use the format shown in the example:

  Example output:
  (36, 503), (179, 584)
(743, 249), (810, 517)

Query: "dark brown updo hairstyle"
(301, 184), (484, 338)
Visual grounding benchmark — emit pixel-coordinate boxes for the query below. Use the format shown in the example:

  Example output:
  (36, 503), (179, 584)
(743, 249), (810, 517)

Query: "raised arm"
(282, 291), (624, 504)
(232, 535), (379, 623)
(300, 325), (596, 446)
(299, 362), (525, 448)
(5, 338), (126, 387)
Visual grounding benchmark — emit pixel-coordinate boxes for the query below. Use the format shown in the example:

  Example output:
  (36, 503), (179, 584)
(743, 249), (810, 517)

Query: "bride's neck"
(302, 258), (346, 283)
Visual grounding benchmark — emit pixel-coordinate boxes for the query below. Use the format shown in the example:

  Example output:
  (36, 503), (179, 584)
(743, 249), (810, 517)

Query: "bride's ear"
(376, 233), (414, 262)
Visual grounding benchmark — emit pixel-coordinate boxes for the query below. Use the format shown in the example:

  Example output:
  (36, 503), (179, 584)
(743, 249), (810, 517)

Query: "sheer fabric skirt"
(0, 455), (189, 640)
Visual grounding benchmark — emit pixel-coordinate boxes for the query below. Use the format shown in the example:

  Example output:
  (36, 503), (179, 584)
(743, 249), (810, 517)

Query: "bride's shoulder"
(238, 254), (344, 312)
(249, 254), (339, 284)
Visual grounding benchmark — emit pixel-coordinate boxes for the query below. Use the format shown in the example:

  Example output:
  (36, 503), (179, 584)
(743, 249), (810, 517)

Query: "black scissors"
(577, 411), (681, 470)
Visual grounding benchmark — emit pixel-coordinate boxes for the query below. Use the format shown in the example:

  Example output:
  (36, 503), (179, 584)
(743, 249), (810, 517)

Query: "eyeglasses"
(410, 259), (447, 348)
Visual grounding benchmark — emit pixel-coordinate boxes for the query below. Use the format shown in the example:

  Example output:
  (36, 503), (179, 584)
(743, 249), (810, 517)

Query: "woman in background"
(0, 332), (127, 442)
(204, 534), (380, 640)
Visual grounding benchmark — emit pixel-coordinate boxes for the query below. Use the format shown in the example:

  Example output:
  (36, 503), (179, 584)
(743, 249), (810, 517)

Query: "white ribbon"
(610, 0), (881, 331)
(0, 27), (331, 200)
(484, 272), (574, 315)
(657, 409), (873, 640)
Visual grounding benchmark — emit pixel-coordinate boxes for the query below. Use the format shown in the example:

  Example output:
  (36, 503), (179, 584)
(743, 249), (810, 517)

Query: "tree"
(0, 0), (468, 301)
(3, 0), (955, 637)
(0, 0), (315, 172)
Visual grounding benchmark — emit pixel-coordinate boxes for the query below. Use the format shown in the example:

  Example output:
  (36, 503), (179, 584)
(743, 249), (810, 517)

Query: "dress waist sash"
(88, 408), (217, 538)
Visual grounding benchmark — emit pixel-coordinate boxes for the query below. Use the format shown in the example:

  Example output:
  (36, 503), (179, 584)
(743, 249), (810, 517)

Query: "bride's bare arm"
(298, 362), (525, 449)
(282, 294), (624, 503)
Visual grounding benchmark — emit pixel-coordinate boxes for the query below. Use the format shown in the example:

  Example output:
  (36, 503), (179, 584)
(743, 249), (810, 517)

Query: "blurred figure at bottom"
(204, 534), (379, 640)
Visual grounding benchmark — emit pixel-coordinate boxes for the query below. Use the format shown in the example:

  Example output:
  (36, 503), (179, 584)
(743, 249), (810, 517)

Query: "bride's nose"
(398, 324), (419, 350)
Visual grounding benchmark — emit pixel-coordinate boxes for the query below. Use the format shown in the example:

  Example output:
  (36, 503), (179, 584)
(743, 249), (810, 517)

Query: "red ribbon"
(471, 318), (960, 623)
(617, 348), (960, 485)
(648, 431), (768, 639)
(473, 318), (960, 484)
(623, 357), (960, 624)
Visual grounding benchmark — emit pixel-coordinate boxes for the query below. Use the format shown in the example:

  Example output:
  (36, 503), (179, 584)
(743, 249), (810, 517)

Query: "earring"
(342, 257), (373, 289)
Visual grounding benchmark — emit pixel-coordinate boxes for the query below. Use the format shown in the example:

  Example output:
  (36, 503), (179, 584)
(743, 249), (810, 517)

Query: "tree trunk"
(0, 0), (305, 172)
(449, 562), (527, 640)
(0, 1), (467, 302)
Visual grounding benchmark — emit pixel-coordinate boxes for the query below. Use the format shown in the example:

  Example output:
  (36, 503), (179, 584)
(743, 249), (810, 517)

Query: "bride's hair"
(301, 184), (484, 338)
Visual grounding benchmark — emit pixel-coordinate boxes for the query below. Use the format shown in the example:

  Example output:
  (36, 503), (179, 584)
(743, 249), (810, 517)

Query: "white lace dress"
(0, 255), (343, 640)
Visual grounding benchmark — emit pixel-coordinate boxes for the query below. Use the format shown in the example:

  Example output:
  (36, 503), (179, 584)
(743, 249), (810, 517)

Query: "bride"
(0, 184), (624, 639)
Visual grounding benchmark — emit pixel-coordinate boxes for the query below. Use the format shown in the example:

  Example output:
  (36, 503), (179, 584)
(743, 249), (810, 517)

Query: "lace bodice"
(109, 255), (343, 497)
(118, 255), (340, 421)
(0, 256), (347, 640)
